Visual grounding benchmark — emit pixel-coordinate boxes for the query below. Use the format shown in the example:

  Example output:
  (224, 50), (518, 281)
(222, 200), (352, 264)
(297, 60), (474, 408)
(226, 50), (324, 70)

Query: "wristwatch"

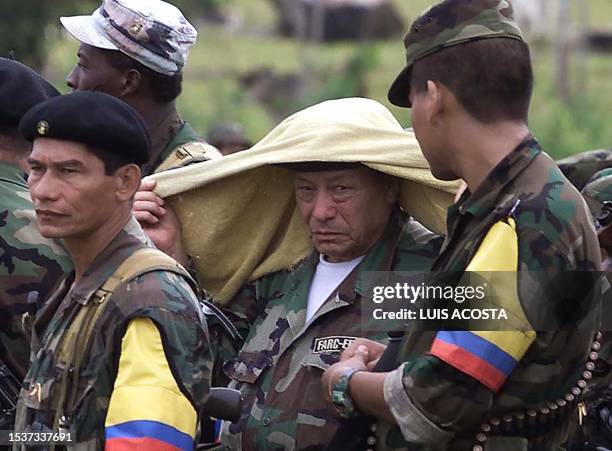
(331, 367), (361, 419)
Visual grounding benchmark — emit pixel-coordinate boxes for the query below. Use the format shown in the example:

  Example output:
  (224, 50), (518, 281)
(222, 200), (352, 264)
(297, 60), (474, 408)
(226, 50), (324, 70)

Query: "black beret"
(19, 91), (151, 165)
(0, 58), (59, 127)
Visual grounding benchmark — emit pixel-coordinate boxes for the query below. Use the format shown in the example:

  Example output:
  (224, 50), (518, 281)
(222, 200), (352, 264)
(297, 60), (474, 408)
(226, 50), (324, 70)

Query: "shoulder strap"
(95, 247), (197, 299)
(52, 248), (200, 436)
(154, 141), (222, 173)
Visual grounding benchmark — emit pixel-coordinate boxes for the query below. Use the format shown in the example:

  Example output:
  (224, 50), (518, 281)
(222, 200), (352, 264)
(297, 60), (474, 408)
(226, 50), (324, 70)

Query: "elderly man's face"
(294, 167), (397, 262)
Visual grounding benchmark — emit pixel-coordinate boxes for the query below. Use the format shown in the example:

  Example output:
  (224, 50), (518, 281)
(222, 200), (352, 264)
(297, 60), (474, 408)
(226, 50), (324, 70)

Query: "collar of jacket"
(452, 135), (541, 221)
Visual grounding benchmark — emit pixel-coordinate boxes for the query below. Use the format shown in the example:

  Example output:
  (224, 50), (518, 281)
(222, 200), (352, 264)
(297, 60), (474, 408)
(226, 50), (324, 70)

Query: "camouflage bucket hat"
(60, 0), (197, 76)
(582, 168), (612, 231)
(388, 0), (524, 107)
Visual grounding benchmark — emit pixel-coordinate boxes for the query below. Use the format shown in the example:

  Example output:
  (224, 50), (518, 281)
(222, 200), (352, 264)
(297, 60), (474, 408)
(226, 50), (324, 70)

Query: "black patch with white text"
(312, 336), (357, 354)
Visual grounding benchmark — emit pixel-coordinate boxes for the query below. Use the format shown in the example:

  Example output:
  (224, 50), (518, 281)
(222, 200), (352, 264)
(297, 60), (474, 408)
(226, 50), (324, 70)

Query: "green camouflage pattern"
(558, 149), (612, 192)
(219, 210), (443, 450)
(582, 168), (612, 230)
(378, 137), (602, 450)
(404, 0), (523, 68)
(96, 0), (197, 76)
(13, 217), (212, 449)
(389, 0), (524, 106)
(0, 162), (72, 378)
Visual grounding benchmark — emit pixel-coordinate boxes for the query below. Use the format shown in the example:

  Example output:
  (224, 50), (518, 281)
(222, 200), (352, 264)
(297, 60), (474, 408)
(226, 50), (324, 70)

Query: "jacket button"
(262, 417), (271, 426)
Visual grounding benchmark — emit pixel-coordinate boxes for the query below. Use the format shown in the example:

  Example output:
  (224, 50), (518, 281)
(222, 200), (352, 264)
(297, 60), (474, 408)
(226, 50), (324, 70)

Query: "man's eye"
(61, 168), (78, 174)
(335, 185), (351, 191)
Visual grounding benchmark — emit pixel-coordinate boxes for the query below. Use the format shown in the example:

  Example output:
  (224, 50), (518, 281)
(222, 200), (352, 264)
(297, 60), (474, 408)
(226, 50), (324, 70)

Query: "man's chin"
(313, 244), (351, 262)
(38, 225), (68, 240)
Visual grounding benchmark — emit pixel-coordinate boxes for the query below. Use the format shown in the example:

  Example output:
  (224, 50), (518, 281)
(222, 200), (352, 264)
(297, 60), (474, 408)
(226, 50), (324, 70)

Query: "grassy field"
(43, 0), (612, 159)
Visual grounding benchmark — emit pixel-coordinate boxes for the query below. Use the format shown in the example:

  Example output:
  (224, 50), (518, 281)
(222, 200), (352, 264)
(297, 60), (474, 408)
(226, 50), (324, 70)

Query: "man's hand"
(341, 338), (386, 370)
(133, 180), (188, 265)
(322, 345), (370, 401)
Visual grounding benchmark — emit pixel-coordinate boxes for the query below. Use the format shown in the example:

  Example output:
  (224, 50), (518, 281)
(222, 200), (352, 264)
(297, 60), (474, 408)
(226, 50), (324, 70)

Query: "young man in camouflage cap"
(12, 92), (212, 450)
(0, 58), (72, 413)
(322, 1), (602, 449)
(60, 0), (221, 176)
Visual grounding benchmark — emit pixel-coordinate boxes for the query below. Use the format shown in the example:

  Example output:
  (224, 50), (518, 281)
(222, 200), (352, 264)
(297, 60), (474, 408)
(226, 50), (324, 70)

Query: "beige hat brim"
(60, 15), (118, 51)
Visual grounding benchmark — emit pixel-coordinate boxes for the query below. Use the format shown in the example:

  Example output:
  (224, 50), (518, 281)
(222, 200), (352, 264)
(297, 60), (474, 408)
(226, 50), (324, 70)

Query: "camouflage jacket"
(13, 217), (212, 450)
(379, 137), (602, 450)
(220, 210), (443, 451)
(0, 162), (72, 378)
(145, 116), (221, 176)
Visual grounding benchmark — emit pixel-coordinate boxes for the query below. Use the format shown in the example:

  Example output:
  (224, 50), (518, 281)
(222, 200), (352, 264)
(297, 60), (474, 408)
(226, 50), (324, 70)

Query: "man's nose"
(311, 191), (336, 222)
(29, 172), (60, 204)
(66, 66), (78, 91)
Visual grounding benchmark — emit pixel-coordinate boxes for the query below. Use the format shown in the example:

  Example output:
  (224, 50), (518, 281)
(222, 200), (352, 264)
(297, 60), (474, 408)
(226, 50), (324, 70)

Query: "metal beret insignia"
(129, 22), (143, 34)
(37, 120), (49, 136)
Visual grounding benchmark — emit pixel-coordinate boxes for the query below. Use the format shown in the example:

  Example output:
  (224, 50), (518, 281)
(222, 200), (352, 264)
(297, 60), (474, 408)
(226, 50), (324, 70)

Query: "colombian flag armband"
(105, 317), (197, 450)
(430, 218), (536, 392)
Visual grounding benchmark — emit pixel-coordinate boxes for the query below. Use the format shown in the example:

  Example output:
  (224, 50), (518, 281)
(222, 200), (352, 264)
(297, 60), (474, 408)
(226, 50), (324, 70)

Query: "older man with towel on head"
(134, 97), (458, 450)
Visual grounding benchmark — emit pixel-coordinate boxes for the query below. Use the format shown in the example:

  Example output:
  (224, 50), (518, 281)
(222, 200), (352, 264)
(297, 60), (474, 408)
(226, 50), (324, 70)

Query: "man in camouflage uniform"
(322, 1), (602, 449)
(0, 58), (72, 381)
(217, 157), (443, 450)
(13, 91), (212, 450)
(572, 168), (612, 450)
(60, 0), (221, 176)
(558, 149), (612, 192)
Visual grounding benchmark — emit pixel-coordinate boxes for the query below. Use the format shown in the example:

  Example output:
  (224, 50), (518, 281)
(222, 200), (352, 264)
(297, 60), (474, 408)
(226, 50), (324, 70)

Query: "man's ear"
(114, 164), (142, 201)
(425, 80), (444, 124)
(120, 69), (142, 97)
(384, 177), (401, 204)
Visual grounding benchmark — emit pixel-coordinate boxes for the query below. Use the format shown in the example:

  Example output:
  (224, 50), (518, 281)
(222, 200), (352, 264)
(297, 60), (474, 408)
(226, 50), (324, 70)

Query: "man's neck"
(452, 120), (530, 193)
(139, 102), (179, 135)
(65, 209), (132, 284)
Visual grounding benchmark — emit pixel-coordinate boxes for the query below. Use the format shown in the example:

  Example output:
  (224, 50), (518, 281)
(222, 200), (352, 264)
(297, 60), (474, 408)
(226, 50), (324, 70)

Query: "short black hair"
(102, 49), (183, 103)
(411, 38), (533, 123)
(88, 146), (134, 175)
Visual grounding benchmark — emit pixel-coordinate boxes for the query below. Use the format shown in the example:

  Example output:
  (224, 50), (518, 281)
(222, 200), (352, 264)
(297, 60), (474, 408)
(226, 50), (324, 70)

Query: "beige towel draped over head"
(147, 98), (459, 304)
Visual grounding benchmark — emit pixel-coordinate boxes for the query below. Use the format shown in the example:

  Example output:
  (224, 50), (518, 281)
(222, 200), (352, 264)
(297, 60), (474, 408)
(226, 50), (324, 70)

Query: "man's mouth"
(312, 231), (343, 240)
(36, 210), (65, 220)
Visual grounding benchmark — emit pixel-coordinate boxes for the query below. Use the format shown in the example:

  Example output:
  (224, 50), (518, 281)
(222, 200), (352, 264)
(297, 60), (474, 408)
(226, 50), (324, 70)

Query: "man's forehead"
(31, 137), (92, 161)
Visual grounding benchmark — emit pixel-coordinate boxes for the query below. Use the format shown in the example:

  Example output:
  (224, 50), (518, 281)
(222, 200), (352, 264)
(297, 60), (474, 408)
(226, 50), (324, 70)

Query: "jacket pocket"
(223, 351), (271, 384)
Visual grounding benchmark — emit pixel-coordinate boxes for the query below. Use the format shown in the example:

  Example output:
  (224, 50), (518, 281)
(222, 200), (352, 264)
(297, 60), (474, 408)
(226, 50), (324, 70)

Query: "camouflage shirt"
(380, 137), (602, 450)
(13, 217), (212, 450)
(0, 162), (72, 378)
(220, 210), (443, 451)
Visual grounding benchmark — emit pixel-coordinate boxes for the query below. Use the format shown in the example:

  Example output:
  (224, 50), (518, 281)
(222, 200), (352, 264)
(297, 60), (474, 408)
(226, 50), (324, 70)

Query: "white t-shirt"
(306, 254), (365, 322)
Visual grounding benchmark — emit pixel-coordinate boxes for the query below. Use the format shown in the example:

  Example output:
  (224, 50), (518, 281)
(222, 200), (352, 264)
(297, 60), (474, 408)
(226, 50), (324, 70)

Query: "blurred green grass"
(43, 0), (612, 158)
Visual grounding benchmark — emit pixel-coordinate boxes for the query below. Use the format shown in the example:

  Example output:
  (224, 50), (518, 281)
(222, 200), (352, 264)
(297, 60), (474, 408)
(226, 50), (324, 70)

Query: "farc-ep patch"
(312, 336), (356, 354)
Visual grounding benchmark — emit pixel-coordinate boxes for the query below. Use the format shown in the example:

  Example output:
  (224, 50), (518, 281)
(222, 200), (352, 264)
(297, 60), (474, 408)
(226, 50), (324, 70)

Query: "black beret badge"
(37, 120), (49, 136)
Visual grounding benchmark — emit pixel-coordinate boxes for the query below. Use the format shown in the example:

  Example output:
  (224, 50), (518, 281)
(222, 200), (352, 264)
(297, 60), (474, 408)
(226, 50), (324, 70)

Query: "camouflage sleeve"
(104, 317), (200, 450)
(112, 271), (213, 413)
(383, 222), (589, 444)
